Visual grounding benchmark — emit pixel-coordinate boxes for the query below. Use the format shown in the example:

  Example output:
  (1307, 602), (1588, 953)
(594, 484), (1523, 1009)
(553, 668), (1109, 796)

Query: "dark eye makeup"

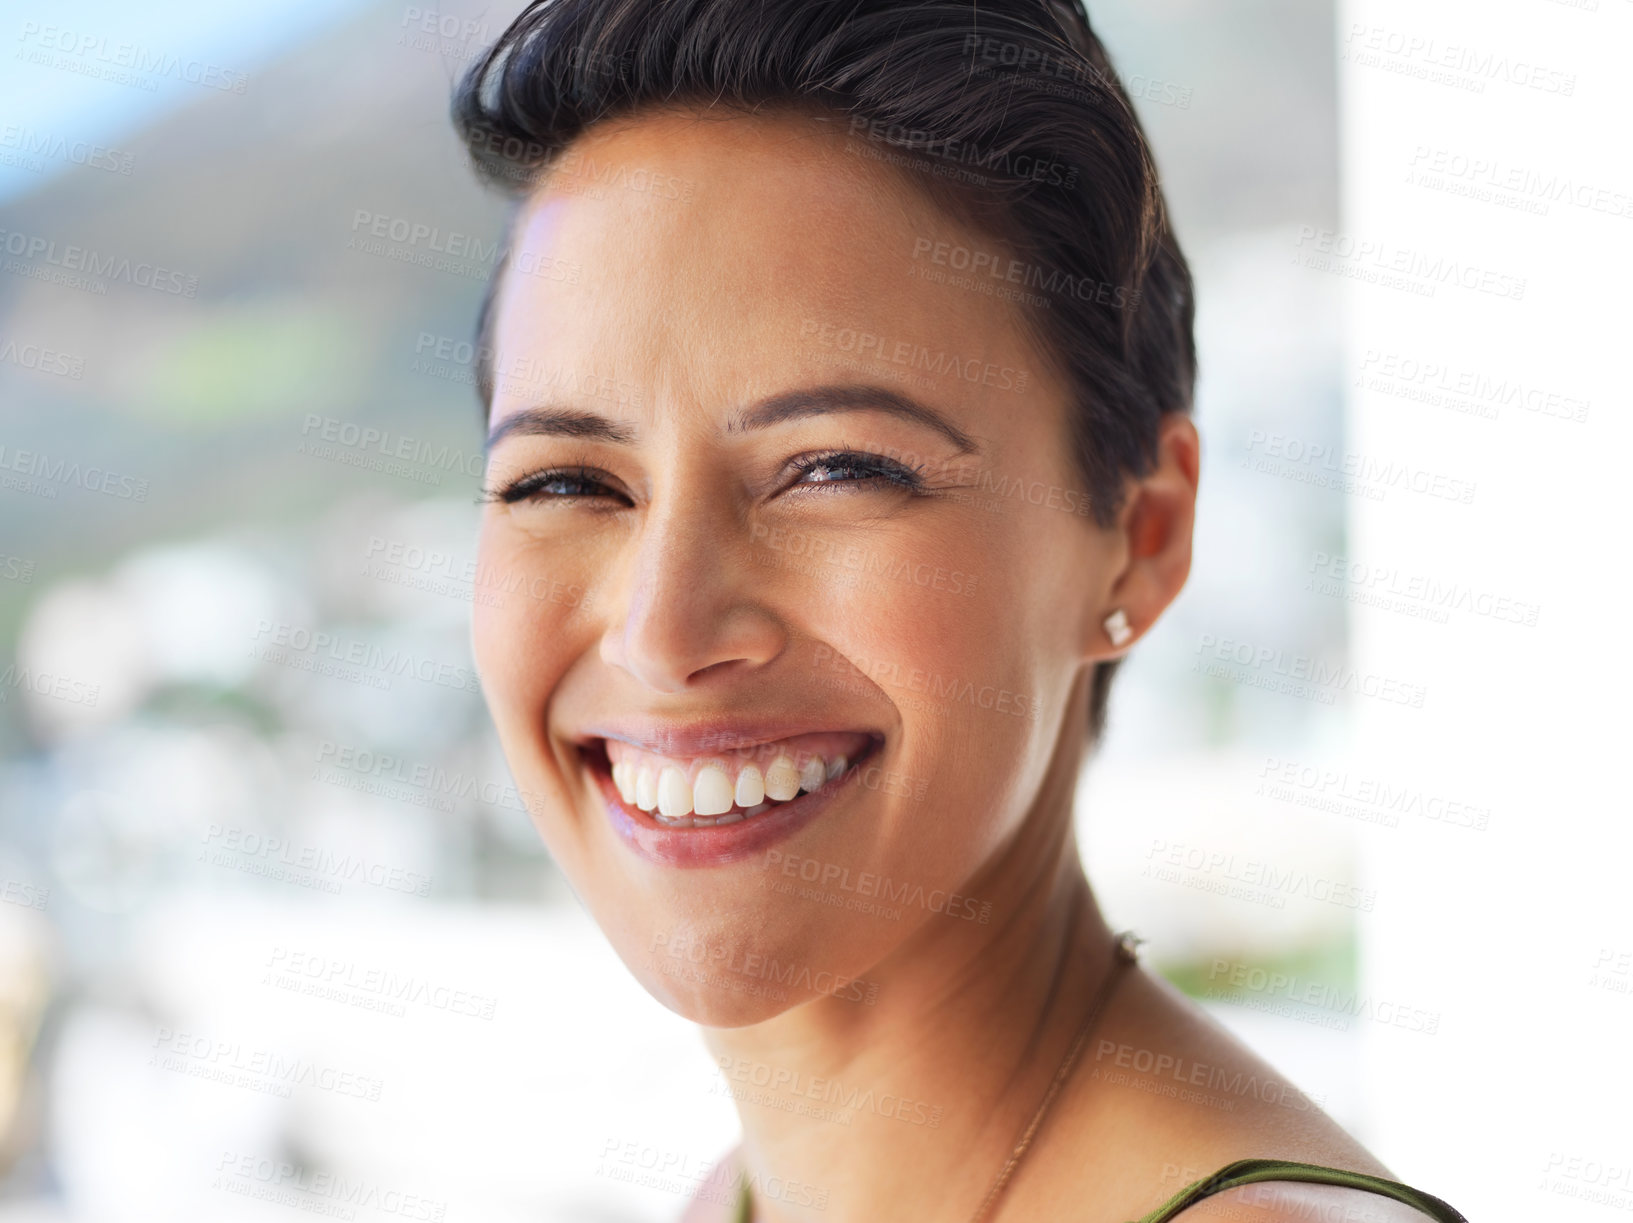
(481, 464), (626, 506)
(479, 448), (933, 507)
(784, 449), (931, 491)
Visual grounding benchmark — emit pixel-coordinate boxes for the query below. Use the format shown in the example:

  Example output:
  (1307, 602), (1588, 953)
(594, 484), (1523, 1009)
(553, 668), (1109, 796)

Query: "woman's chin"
(613, 929), (882, 1027)
(634, 972), (804, 1028)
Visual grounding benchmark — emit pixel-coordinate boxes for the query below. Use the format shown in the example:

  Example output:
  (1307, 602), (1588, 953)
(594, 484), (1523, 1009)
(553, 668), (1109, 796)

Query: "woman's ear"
(1082, 412), (1200, 661)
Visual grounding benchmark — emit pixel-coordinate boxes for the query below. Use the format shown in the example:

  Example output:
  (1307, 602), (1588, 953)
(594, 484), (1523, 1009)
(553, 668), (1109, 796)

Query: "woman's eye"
(788, 451), (927, 491)
(484, 466), (630, 505)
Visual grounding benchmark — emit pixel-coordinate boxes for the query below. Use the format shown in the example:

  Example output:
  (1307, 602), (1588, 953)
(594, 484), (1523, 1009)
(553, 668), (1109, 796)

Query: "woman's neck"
(700, 782), (1117, 1222)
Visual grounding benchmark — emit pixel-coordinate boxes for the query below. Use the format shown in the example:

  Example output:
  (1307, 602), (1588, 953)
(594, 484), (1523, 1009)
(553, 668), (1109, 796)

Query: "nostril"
(691, 658), (749, 680)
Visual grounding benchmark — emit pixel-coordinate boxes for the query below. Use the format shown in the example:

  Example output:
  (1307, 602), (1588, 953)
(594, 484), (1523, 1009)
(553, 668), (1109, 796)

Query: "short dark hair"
(450, 0), (1196, 743)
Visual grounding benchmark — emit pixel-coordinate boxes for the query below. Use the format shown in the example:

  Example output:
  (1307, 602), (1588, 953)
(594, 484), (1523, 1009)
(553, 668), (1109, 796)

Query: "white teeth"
(799, 755), (826, 794)
(693, 766), (733, 817)
(657, 766), (693, 818)
(765, 755), (801, 802)
(613, 762), (637, 804)
(635, 766), (658, 811)
(735, 765), (765, 809)
(605, 739), (872, 824)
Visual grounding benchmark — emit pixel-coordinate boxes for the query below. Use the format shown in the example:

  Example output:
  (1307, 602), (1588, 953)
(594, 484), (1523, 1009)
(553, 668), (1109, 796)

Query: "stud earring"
(1103, 608), (1132, 648)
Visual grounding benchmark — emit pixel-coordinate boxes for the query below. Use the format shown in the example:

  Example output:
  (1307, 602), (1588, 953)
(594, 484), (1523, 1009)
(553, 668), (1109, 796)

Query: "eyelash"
(480, 448), (931, 505)
(480, 463), (621, 506)
(786, 449), (931, 492)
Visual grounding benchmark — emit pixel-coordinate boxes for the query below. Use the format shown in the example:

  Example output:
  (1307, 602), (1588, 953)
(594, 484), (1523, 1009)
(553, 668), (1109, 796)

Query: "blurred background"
(1, 0), (1627, 1219)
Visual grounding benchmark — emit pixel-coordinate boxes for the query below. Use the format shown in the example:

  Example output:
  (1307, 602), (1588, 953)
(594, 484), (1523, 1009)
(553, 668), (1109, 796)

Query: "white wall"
(1342, 2), (1633, 1217)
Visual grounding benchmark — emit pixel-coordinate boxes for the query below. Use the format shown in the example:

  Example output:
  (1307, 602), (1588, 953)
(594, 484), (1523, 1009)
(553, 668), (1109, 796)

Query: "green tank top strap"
(1129, 1158), (1469, 1223)
(730, 1157), (1468, 1222)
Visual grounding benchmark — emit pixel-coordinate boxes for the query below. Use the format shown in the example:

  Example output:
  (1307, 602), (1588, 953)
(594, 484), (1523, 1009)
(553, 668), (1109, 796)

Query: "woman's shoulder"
(1128, 1158), (1468, 1223)
(1039, 970), (1466, 1221)
(673, 972), (1469, 1223)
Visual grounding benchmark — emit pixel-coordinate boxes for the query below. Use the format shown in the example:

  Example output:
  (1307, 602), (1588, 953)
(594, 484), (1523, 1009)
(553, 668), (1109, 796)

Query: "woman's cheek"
(819, 530), (1037, 855)
(470, 526), (594, 787)
(474, 523), (587, 669)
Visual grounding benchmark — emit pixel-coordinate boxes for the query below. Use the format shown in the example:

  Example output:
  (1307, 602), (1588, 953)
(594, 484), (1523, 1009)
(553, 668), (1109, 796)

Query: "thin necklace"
(737, 930), (1142, 1223)
(965, 928), (1143, 1223)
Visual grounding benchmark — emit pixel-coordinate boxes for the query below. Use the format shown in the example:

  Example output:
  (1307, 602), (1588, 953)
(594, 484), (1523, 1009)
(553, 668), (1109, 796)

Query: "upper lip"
(572, 717), (880, 757)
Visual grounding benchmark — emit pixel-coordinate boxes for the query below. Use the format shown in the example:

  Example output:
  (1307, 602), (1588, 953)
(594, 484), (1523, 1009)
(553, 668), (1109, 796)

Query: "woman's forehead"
(488, 109), (1051, 423)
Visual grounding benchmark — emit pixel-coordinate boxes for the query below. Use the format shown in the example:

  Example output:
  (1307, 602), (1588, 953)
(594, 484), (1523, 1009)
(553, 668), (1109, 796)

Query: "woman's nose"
(597, 498), (786, 693)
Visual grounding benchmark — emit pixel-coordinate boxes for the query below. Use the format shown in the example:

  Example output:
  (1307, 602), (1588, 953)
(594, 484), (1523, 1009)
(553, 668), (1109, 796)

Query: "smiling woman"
(446, 2), (1466, 1222)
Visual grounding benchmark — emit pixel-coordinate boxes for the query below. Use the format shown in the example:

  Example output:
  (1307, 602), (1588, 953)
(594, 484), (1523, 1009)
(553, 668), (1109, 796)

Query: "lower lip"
(591, 751), (872, 868)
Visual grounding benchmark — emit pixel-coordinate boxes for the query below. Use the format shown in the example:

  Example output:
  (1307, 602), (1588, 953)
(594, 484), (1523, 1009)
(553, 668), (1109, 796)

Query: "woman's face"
(474, 107), (1121, 1025)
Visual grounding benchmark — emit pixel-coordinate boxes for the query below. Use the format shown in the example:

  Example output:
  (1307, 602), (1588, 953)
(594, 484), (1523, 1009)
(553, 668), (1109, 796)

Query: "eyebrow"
(485, 407), (636, 452)
(727, 385), (980, 454)
(485, 383), (981, 455)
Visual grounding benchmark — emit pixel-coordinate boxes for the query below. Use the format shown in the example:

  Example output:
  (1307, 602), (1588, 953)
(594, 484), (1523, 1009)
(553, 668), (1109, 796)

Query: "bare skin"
(472, 107), (1436, 1223)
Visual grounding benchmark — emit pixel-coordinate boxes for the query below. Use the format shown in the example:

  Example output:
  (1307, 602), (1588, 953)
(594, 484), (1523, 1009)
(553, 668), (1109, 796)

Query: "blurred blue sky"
(0, 0), (376, 203)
